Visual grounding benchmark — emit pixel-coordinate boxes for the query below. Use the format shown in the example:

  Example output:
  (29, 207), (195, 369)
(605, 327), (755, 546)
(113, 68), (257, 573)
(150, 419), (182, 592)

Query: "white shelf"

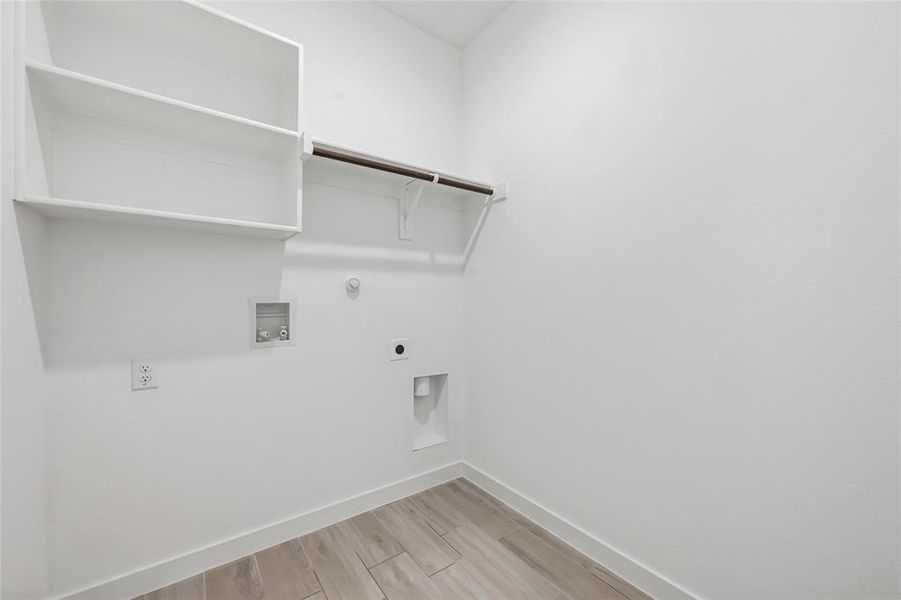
(16, 195), (300, 240)
(302, 135), (505, 259)
(26, 0), (301, 130)
(26, 61), (298, 157)
(18, 0), (303, 239)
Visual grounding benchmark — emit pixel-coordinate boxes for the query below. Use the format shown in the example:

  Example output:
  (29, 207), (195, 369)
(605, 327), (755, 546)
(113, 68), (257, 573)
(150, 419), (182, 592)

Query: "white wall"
(219, 0), (462, 172)
(1, 210), (48, 600)
(1, 0), (49, 597)
(36, 2), (466, 596)
(462, 3), (899, 599)
(7, 2), (900, 598)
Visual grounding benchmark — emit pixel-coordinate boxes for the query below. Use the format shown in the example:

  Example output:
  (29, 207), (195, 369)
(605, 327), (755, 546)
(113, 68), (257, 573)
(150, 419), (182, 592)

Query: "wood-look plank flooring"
(137, 479), (652, 600)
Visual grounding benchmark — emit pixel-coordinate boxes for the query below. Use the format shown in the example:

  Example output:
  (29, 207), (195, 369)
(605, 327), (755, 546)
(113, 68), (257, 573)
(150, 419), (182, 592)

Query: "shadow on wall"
(16, 203), (50, 360)
(21, 212), (288, 370)
(19, 170), (490, 370)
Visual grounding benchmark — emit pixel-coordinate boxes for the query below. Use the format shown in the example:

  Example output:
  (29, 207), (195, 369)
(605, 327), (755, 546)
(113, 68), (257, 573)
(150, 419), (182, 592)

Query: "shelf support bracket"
(462, 181), (508, 267)
(399, 175), (437, 240)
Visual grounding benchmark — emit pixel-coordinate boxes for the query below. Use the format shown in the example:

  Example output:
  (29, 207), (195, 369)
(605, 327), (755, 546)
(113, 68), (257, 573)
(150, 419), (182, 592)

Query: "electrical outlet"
(390, 338), (410, 361)
(132, 358), (158, 390)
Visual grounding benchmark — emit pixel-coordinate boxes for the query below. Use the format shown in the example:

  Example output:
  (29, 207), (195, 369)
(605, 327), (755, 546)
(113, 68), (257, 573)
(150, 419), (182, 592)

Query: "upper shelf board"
(26, 61), (299, 158)
(27, 0), (301, 130)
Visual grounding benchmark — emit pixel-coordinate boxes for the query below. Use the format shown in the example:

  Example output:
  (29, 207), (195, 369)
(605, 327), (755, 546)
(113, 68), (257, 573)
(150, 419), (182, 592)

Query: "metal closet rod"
(311, 144), (495, 196)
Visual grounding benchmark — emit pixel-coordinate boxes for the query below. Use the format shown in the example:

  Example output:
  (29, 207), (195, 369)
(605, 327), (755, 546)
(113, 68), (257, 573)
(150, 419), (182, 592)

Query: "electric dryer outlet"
(390, 338), (410, 361)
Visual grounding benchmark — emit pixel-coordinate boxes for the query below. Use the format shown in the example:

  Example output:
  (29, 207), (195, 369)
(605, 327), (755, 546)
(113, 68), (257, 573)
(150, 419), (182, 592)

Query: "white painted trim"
(460, 463), (701, 600)
(53, 461), (464, 600)
(53, 460), (698, 600)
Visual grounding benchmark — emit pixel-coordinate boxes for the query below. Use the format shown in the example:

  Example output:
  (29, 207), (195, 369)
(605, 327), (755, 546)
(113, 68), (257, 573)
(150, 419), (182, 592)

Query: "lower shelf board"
(15, 195), (300, 240)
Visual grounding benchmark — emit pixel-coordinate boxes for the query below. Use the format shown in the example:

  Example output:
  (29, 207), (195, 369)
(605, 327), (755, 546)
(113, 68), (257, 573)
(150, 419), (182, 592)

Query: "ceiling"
(377, 1), (513, 49)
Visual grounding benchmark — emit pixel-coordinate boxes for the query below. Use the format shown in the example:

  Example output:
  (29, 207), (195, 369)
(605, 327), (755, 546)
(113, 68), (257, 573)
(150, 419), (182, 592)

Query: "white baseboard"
(54, 460), (696, 600)
(461, 463), (699, 600)
(53, 461), (464, 600)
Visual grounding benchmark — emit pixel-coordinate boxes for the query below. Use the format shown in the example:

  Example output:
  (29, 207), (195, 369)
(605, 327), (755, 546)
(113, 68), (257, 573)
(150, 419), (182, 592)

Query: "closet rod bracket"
(300, 131), (314, 161)
(399, 174), (437, 240)
(490, 181), (508, 203)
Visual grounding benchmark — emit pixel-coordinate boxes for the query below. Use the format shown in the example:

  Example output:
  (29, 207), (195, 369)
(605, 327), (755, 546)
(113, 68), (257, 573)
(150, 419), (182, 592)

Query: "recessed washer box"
(249, 297), (296, 348)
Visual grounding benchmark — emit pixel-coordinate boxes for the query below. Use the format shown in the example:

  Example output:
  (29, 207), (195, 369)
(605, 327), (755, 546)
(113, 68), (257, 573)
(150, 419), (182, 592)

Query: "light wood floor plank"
(255, 538), (321, 599)
(404, 489), (466, 535)
(450, 478), (506, 509)
(142, 479), (653, 600)
(444, 523), (566, 600)
(135, 574), (204, 600)
(501, 527), (625, 599)
(429, 561), (496, 599)
(374, 500), (458, 575)
(338, 511), (404, 568)
(204, 556), (264, 600)
(492, 497), (652, 600)
(301, 524), (385, 600)
(369, 552), (443, 600)
(432, 482), (519, 539)
(588, 564), (654, 600)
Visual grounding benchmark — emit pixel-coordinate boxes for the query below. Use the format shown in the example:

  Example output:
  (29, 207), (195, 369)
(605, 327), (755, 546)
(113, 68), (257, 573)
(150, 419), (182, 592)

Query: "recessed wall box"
(413, 373), (448, 451)
(249, 297), (296, 348)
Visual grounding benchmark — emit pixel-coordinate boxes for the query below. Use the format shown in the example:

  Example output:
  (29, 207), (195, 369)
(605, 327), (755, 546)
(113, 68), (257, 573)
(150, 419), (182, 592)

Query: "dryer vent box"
(249, 298), (296, 348)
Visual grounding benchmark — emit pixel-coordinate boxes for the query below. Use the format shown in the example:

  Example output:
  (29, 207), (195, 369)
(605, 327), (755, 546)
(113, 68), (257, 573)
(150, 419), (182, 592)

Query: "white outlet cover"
(132, 358), (159, 390)
(390, 338), (410, 361)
